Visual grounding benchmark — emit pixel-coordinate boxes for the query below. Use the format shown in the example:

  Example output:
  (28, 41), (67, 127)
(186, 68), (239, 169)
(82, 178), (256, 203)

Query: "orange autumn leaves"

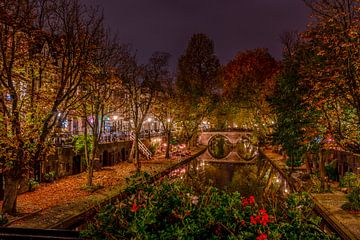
(222, 48), (280, 103)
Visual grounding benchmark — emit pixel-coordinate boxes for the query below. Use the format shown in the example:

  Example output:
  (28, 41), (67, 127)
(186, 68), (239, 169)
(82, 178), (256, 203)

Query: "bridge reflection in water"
(205, 134), (258, 161)
(169, 152), (293, 202)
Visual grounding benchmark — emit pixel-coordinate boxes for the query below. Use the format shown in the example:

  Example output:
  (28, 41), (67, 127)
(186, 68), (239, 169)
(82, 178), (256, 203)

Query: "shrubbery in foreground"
(82, 173), (337, 239)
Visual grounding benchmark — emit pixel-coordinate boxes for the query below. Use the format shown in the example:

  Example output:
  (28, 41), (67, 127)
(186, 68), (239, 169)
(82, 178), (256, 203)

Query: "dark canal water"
(168, 151), (292, 203)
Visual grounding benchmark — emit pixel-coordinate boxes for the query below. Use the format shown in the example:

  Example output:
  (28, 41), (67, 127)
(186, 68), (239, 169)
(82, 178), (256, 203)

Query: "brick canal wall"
(46, 141), (132, 179)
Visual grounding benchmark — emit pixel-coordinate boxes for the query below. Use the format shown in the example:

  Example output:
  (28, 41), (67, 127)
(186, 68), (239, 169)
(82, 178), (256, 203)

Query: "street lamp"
(147, 117), (152, 141)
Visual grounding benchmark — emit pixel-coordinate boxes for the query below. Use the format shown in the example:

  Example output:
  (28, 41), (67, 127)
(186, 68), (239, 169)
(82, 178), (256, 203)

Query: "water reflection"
(168, 155), (292, 202)
(235, 137), (259, 160)
(207, 135), (232, 159)
(207, 135), (259, 161)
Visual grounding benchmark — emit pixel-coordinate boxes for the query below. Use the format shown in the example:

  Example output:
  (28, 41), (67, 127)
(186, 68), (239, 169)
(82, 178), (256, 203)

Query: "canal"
(168, 150), (293, 205)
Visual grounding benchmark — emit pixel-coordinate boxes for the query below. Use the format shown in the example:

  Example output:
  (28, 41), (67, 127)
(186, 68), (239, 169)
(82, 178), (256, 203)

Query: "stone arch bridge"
(198, 130), (253, 145)
(198, 129), (258, 162)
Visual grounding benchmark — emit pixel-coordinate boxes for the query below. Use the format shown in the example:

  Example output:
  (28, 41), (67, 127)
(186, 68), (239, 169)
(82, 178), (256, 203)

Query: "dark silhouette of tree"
(175, 33), (220, 146)
(269, 35), (318, 171)
(176, 33), (220, 98)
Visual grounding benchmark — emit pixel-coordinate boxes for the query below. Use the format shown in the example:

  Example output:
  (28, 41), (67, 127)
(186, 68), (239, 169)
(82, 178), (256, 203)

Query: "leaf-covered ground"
(1, 148), (204, 228)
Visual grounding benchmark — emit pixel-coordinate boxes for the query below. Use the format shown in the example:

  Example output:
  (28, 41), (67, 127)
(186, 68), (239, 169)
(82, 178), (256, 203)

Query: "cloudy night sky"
(85, 0), (310, 68)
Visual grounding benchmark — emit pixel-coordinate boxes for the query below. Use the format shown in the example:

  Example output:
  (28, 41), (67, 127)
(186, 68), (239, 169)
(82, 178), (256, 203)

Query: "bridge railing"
(201, 128), (253, 132)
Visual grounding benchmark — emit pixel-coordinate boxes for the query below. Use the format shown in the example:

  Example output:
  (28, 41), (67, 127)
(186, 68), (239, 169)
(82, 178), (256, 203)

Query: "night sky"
(85, 0), (310, 69)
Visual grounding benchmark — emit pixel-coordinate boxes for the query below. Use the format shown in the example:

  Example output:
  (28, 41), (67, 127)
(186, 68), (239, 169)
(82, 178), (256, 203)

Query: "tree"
(0, 0), (102, 214)
(118, 50), (170, 171)
(175, 33), (220, 146)
(80, 32), (123, 187)
(176, 33), (220, 99)
(152, 75), (176, 159)
(222, 49), (279, 139)
(302, 0), (360, 153)
(269, 34), (319, 169)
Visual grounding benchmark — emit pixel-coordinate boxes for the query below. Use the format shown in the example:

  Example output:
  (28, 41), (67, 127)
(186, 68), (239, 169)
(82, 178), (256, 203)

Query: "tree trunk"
(134, 132), (141, 172)
(319, 150), (325, 192)
(83, 116), (93, 186)
(87, 136), (99, 187)
(2, 173), (20, 215)
(87, 155), (93, 187)
(165, 130), (171, 159)
(305, 153), (313, 174)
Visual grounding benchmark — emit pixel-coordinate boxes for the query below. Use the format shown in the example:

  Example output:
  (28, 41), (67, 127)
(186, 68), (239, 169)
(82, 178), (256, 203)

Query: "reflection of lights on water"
(169, 167), (187, 178)
(283, 182), (289, 194)
(273, 176), (281, 183)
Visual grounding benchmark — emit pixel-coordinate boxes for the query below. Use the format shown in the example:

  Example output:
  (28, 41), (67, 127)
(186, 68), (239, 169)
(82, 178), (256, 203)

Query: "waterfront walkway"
(1, 146), (206, 229)
(263, 149), (360, 240)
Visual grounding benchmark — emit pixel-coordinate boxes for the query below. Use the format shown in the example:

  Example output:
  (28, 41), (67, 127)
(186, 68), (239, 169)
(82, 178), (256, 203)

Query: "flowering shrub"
(82, 173), (337, 239)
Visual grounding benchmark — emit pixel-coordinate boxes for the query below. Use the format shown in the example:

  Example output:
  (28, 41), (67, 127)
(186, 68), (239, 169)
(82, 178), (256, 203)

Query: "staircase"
(129, 133), (152, 160)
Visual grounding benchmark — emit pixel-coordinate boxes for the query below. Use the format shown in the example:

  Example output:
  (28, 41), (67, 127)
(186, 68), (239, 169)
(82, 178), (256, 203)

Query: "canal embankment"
(261, 148), (360, 240)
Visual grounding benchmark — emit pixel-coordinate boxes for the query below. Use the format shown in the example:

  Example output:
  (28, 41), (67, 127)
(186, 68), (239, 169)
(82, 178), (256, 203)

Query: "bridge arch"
(235, 136), (259, 161)
(207, 134), (233, 159)
(198, 130), (258, 162)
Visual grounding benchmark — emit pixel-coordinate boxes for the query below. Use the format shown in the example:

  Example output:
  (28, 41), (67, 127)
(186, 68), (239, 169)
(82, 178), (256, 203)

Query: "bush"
(28, 178), (39, 192)
(342, 187), (360, 211)
(340, 172), (359, 188)
(82, 173), (336, 240)
(44, 171), (56, 183)
(325, 160), (338, 181)
(286, 158), (303, 167)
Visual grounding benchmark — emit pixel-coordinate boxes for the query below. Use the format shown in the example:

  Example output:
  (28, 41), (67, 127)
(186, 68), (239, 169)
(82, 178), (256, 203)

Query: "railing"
(53, 131), (165, 146)
(129, 133), (152, 160)
(0, 227), (81, 239)
(201, 127), (254, 132)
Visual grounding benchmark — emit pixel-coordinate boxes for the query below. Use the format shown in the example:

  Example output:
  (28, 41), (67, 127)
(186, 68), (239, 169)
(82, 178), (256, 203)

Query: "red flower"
(243, 196), (255, 207)
(131, 201), (140, 212)
(256, 233), (268, 240)
(250, 216), (257, 225)
(249, 195), (255, 204)
(259, 209), (267, 215)
(241, 220), (245, 225)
